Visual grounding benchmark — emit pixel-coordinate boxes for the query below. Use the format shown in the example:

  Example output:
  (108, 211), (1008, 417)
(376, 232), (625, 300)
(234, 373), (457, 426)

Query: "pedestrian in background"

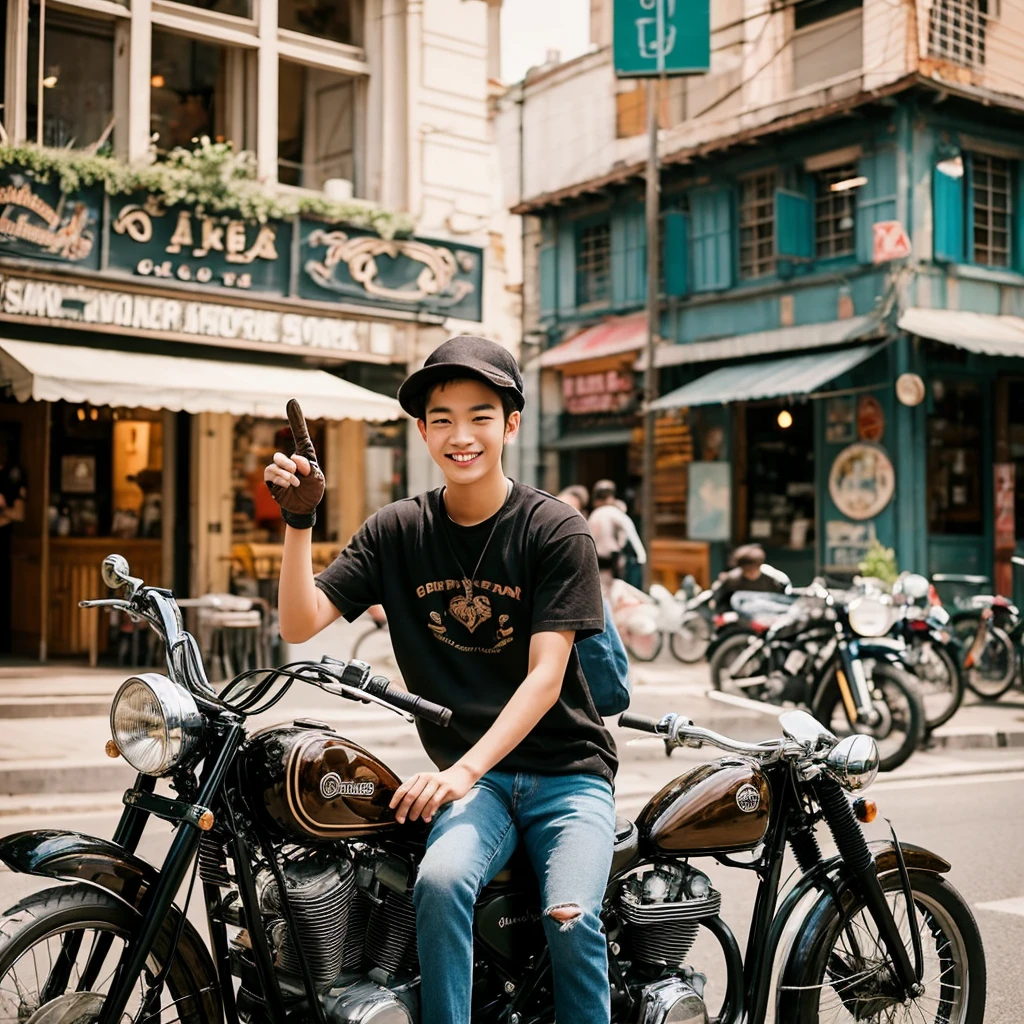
(714, 543), (789, 611)
(557, 484), (590, 514)
(587, 479), (646, 590)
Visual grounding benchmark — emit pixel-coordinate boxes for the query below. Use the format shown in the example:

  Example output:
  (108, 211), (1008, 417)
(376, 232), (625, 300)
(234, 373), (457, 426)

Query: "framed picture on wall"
(61, 455), (96, 494)
(688, 462), (731, 541)
(825, 396), (855, 444)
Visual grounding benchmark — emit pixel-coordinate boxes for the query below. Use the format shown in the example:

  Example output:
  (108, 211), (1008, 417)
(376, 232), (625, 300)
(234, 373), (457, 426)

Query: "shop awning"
(637, 314), (880, 369)
(538, 313), (647, 368)
(649, 344), (881, 411)
(898, 308), (1024, 357)
(545, 428), (635, 450)
(0, 339), (403, 421)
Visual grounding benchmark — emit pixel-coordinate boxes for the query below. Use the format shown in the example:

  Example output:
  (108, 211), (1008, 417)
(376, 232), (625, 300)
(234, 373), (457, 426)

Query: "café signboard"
(0, 165), (482, 321)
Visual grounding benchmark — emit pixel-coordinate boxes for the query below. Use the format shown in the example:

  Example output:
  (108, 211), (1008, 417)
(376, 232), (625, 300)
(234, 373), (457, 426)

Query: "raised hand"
(264, 399), (326, 527)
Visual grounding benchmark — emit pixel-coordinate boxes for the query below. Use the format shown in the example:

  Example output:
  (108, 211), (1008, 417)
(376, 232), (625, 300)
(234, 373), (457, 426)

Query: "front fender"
(853, 637), (906, 663)
(0, 829), (159, 905)
(1, 830), (221, 1021)
(775, 841), (951, 1013)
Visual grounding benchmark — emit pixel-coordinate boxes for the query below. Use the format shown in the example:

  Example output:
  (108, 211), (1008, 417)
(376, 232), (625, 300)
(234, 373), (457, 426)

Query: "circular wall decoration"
(857, 395), (885, 442)
(895, 372), (926, 407)
(829, 443), (896, 521)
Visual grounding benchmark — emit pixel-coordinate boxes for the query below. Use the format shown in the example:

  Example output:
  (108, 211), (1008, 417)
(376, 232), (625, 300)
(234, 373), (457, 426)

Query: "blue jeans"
(413, 771), (616, 1024)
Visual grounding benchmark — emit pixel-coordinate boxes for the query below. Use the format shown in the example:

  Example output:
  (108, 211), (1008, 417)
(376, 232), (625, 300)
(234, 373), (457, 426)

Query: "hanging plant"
(0, 138), (415, 239)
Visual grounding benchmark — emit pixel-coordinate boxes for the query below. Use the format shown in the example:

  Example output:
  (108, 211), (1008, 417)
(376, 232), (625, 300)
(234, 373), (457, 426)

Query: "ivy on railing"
(0, 138), (414, 239)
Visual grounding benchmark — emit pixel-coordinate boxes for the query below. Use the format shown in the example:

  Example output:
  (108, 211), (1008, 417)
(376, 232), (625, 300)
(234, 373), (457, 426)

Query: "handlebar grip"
(365, 676), (452, 728)
(618, 712), (663, 733)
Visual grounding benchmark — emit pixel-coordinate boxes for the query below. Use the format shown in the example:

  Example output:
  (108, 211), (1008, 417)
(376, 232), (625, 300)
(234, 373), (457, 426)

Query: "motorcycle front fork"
(834, 641), (882, 728)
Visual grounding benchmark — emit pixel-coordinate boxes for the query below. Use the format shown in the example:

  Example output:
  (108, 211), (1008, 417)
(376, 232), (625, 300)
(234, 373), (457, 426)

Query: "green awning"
(649, 345), (881, 411)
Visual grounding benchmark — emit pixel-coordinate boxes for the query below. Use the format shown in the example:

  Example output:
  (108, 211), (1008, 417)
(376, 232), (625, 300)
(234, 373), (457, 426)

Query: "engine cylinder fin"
(197, 832), (232, 887)
(342, 887), (372, 972)
(365, 890), (418, 977)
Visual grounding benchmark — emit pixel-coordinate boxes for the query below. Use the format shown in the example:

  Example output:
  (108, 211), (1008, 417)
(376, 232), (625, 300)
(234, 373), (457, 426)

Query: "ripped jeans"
(414, 770), (616, 1024)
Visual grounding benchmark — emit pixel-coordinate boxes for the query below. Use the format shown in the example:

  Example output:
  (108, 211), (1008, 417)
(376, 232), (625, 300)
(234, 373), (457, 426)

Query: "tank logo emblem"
(320, 773), (375, 799)
(736, 784), (761, 813)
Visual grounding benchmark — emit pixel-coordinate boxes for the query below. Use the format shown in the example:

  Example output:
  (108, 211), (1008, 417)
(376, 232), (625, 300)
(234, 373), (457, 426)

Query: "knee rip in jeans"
(546, 903), (582, 932)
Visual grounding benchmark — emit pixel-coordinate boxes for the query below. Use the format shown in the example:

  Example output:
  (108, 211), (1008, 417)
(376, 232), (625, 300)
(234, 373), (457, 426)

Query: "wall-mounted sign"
(562, 369), (635, 415)
(0, 165), (484, 323)
(825, 520), (878, 571)
(688, 462), (730, 541)
(613, 0), (710, 77)
(109, 196), (290, 295)
(825, 396), (854, 444)
(995, 463), (1015, 550)
(828, 443), (895, 521)
(895, 372), (926, 407)
(872, 220), (911, 263)
(298, 225), (482, 322)
(0, 273), (394, 360)
(856, 394), (885, 442)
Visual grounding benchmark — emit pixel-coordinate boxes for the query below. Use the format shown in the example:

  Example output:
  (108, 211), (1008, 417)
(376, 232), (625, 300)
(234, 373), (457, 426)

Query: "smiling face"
(416, 378), (520, 487)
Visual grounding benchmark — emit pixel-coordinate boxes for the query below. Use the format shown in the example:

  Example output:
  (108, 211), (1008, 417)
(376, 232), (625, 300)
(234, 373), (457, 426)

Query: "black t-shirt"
(315, 481), (617, 784)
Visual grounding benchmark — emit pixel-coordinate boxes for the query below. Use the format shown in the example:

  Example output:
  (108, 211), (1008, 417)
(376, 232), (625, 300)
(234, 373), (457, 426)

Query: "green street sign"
(613, 0), (710, 77)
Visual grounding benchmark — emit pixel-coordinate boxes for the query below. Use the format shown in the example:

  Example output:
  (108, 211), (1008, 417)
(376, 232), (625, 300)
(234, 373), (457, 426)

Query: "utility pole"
(641, 74), (660, 590)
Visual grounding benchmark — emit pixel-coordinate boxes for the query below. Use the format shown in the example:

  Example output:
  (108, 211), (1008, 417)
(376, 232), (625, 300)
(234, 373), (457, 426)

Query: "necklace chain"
(442, 479), (512, 599)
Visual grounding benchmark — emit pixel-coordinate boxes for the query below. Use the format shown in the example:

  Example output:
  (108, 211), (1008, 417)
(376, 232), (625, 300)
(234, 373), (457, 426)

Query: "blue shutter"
(933, 163), (965, 264)
(1014, 161), (1024, 273)
(775, 190), (812, 259)
(539, 239), (557, 318)
(855, 148), (898, 264)
(557, 221), (576, 315)
(663, 209), (689, 296)
(612, 203), (646, 307)
(690, 187), (733, 292)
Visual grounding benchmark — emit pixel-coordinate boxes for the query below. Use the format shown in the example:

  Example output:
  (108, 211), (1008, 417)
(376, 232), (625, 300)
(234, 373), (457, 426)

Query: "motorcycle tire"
(0, 883), (218, 1024)
(621, 625), (663, 662)
(907, 638), (965, 732)
(953, 618), (1017, 701)
(709, 632), (766, 693)
(812, 662), (925, 772)
(778, 868), (986, 1023)
(668, 613), (711, 664)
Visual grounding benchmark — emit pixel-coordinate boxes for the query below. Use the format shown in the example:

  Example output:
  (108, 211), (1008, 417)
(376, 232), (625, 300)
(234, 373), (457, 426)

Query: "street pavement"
(0, 616), (1023, 1019)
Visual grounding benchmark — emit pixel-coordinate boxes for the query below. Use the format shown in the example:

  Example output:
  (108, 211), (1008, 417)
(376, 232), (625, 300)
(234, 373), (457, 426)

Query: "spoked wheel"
(0, 885), (218, 1024)
(620, 625), (663, 662)
(708, 633), (766, 694)
(814, 663), (925, 772)
(953, 617), (1017, 700)
(906, 639), (965, 731)
(779, 870), (986, 1023)
(668, 614), (711, 664)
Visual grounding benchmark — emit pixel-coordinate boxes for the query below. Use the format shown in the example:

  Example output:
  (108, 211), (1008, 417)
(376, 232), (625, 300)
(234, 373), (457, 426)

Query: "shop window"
(744, 403), (815, 550)
(278, 0), (361, 47)
(27, 6), (114, 149)
(49, 404), (163, 540)
(1009, 380), (1024, 543)
(575, 220), (611, 307)
(278, 60), (357, 192)
(927, 379), (984, 536)
(815, 165), (858, 259)
(151, 30), (250, 153)
(162, 0), (252, 17)
(928, 0), (988, 68)
(739, 170), (776, 280)
(365, 422), (406, 519)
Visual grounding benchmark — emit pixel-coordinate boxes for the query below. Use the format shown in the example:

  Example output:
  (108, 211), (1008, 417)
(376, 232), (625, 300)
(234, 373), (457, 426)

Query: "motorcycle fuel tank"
(241, 722), (403, 842)
(635, 759), (770, 855)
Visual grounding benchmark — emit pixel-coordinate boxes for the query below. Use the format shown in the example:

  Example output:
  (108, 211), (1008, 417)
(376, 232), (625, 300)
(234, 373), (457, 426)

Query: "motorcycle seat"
(488, 817), (639, 887)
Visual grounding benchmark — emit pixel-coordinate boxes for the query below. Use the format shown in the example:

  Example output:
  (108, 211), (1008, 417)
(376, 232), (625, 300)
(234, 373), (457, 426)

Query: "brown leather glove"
(265, 399), (326, 529)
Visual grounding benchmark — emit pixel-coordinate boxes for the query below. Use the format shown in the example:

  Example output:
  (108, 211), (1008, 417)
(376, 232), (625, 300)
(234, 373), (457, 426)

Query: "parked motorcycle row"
(0, 554), (987, 1023)
(613, 560), (1023, 774)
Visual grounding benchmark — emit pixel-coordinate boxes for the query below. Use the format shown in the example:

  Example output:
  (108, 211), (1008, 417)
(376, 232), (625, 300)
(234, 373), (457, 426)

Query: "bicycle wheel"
(906, 638), (964, 731)
(779, 869), (986, 1023)
(668, 613), (711, 663)
(963, 624), (1016, 700)
(621, 626), (663, 662)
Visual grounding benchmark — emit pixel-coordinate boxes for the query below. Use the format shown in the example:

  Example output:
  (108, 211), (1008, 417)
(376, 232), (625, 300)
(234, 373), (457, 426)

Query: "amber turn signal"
(104, 740), (121, 759)
(197, 810), (215, 831)
(853, 797), (877, 823)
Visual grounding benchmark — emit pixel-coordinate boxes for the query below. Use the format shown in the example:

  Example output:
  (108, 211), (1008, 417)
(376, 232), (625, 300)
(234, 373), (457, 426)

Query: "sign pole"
(640, 0), (664, 589)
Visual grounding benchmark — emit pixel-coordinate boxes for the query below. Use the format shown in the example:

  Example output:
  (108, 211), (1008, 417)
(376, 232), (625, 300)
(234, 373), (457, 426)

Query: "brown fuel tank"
(635, 758), (770, 855)
(241, 722), (403, 842)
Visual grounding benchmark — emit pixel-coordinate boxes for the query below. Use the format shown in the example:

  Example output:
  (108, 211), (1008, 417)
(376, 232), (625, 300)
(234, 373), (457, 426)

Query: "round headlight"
(825, 734), (879, 791)
(901, 573), (930, 601)
(848, 596), (892, 637)
(110, 673), (203, 775)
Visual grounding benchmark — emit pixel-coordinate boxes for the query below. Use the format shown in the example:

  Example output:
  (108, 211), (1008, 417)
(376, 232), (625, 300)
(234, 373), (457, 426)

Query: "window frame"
(967, 150), (1012, 269)
(574, 217), (613, 310)
(813, 164), (858, 261)
(738, 167), (778, 280)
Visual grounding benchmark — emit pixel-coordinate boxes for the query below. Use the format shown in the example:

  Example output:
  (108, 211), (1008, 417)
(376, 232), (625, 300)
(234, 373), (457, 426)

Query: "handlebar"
(363, 676), (452, 729)
(618, 711), (794, 762)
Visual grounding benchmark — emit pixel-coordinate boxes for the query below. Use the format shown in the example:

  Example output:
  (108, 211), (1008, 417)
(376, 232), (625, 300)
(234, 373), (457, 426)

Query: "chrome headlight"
(900, 573), (930, 601)
(110, 673), (203, 775)
(825, 734), (879, 791)
(848, 596), (892, 637)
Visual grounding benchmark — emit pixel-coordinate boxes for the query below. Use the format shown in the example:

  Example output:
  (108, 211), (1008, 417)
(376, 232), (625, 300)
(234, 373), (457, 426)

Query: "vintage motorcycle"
(708, 582), (925, 771)
(0, 555), (984, 1024)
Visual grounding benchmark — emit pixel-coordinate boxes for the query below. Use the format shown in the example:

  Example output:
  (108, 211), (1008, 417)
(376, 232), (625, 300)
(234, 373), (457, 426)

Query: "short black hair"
(413, 376), (519, 423)
(592, 479), (617, 502)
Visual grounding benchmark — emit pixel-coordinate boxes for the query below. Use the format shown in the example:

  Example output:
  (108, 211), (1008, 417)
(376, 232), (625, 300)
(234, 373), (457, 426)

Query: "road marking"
(975, 897), (1024, 917)
(874, 769), (1024, 792)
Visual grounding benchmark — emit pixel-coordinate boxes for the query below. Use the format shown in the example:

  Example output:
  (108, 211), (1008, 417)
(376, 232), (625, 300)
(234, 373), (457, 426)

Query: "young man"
(713, 543), (790, 611)
(587, 479), (646, 588)
(264, 335), (617, 1024)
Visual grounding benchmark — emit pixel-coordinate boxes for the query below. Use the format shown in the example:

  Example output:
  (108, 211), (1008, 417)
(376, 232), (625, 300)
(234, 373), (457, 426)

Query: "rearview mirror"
(101, 554), (142, 595)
